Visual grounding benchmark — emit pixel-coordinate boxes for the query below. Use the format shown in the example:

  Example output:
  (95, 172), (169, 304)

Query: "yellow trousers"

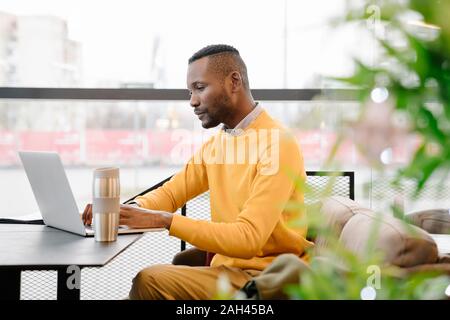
(129, 264), (260, 300)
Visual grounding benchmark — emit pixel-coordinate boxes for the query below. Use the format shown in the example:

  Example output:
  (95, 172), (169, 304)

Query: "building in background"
(0, 11), (82, 87)
(0, 11), (17, 85)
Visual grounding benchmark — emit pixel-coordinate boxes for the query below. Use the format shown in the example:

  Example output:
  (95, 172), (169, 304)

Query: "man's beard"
(202, 92), (232, 129)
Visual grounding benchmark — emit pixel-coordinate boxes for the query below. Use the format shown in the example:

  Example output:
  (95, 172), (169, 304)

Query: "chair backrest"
(304, 171), (354, 203)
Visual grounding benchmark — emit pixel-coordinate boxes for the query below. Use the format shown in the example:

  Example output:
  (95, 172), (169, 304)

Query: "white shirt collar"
(222, 103), (263, 136)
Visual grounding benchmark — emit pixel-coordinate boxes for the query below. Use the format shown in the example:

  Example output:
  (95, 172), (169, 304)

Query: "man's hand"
(82, 203), (93, 226)
(120, 205), (173, 229)
(82, 203), (173, 230)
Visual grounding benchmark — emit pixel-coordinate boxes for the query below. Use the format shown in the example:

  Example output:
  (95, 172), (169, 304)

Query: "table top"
(0, 224), (142, 268)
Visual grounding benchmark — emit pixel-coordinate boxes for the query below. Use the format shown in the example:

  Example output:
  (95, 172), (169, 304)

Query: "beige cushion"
(315, 196), (373, 249)
(407, 209), (450, 234)
(316, 196), (439, 267)
(340, 209), (439, 267)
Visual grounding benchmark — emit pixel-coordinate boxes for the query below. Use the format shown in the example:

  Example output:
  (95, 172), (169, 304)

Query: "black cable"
(0, 218), (44, 225)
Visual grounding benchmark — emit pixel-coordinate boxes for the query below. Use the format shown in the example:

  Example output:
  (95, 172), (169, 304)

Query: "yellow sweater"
(136, 110), (313, 271)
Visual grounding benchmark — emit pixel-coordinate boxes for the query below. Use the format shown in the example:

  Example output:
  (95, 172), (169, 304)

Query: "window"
(0, 0), (366, 88)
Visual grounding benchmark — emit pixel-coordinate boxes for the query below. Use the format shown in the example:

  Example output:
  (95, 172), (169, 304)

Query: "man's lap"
(129, 264), (259, 300)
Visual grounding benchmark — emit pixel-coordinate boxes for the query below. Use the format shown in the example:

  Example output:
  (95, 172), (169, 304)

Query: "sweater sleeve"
(169, 131), (304, 259)
(135, 140), (210, 212)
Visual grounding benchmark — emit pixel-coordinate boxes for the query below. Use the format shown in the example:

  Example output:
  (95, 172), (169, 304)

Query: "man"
(83, 44), (312, 299)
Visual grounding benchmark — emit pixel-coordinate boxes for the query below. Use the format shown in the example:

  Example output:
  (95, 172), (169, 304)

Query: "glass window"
(0, 0), (369, 88)
(1, 98), (437, 219)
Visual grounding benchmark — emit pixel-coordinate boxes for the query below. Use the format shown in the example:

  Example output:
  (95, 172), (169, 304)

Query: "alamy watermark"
(366, 4), (383, 38)
(170, 128), (281, 176)
(66, 265), (81, 290)
(366, 264), (381, 289)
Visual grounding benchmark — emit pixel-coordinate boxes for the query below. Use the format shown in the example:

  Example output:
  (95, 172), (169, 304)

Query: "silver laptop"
(18, 151), (164, 237)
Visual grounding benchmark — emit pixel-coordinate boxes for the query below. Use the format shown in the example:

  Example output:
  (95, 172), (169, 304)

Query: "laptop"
(18, 151), (164, 237)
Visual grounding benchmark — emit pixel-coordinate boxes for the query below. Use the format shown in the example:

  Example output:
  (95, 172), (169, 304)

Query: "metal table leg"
(0, 268), (21, 300)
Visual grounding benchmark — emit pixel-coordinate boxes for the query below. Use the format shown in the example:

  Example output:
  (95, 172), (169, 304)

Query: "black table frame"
(0, 265), (85, 300)
(0, 226), (143, 301)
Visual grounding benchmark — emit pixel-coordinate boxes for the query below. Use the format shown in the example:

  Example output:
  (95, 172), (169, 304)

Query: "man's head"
(187, 44), (251, 129)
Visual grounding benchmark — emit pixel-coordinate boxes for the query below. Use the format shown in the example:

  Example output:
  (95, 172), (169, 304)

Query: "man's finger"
(82, 204), (91, 225)
(87, 204), (93, 225)
(86, 204), (92, 225)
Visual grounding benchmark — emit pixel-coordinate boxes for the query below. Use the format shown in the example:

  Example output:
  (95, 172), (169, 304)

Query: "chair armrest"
(172, 247), (207, 266)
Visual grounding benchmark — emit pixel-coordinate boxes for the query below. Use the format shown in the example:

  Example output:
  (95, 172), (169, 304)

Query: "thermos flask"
(92, 167), (120, 242)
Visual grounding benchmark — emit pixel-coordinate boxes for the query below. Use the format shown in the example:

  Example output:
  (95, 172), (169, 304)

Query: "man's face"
(187, 57), (232, 129)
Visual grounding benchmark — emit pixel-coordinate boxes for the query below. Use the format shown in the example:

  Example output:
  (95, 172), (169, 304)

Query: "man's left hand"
(119, 204), (173, 230)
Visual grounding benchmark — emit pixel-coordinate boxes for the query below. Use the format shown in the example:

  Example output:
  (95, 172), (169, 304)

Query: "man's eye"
(196, 86), (205, 91)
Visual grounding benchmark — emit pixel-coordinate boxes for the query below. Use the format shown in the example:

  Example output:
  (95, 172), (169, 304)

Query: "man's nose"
(190, 93), (200, 108)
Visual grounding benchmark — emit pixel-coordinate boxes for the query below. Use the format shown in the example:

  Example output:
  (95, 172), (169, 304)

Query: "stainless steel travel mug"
(92, 167), (120, 242)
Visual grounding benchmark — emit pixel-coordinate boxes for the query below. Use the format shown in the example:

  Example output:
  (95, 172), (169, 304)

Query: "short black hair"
(188, 44), (250, 90)
(188, 44), (239, 63)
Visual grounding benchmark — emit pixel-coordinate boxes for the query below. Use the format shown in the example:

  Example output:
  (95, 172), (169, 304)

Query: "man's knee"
(129, 265), (167, 300)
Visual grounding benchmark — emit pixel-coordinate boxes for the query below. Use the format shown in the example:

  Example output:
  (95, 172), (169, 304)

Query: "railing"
(0, 87), (358, 101)
(3, 87), (446, 213)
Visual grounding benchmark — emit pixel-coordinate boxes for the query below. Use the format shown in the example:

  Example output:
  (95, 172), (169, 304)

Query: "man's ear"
(230, 71), (243, 92)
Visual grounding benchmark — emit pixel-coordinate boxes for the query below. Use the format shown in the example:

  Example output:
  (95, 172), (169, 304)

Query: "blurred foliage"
(285, 1), (450, 300)
(284, 1), (450, 299)
(284, 173), (450, 300)
(335, 0), (450, 194)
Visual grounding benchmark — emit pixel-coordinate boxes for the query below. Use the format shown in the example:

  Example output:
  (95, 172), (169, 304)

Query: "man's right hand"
(82, 202), (141, 226)
(82, 203), (93, 226)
